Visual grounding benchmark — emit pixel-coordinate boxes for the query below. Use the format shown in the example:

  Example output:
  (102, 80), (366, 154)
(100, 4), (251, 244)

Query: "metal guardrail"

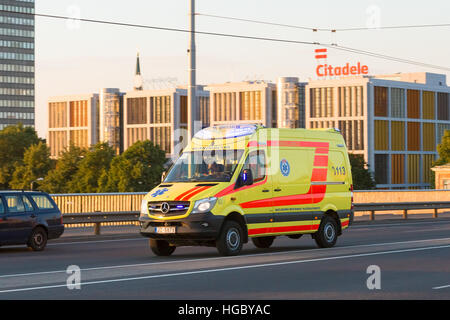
(354, 201), (450, 220)
(61, 201), (450, 235)
(63, 211), (139, 235)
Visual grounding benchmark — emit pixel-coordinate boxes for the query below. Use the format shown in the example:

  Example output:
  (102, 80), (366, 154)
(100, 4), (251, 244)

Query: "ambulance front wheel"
(149, 239), (176, 256)
(216, 220), (244, 256)
(314, 215), (338, 248)
(252, 236), (275, 248)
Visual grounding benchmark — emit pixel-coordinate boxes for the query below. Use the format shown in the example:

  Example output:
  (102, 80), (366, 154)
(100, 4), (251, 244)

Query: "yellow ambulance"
(139, 125), (353, 256)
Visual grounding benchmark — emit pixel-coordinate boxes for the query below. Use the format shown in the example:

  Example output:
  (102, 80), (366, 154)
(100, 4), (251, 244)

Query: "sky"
(35, 0), (450, 138)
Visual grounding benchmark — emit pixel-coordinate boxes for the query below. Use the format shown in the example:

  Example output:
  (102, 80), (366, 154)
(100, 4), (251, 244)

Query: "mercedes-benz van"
(139, 125), (353, 256)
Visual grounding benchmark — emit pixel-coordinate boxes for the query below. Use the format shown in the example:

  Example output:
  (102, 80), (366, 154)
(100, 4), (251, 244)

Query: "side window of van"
(243, 150), (266, 183)
(5, 195), (25, 213)
(22, 196), (34, 212)
(31, 195), (55, 210)
(0, 197), (4, 214)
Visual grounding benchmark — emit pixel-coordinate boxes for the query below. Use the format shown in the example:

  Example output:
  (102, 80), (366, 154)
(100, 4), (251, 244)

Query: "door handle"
(274, 188), (282, 192)
(262, 189), (270, 193)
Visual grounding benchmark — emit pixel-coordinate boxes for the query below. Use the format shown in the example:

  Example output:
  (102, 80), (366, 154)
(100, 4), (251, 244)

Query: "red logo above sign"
(315, 48), (369, 77)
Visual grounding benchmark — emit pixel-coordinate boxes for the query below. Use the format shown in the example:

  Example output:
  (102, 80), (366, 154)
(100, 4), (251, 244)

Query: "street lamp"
(30, 177), (44, 191)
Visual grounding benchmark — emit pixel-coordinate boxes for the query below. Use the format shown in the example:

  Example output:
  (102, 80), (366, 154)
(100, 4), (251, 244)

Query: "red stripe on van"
(314, 155), (328, 167)
(239, 184), (327, 209)
(174, 187), (200, 201)
(311, 168), (327, 181)
(249, 224), (312, 236)
(247, 140), (329, 149)
(214, 176), (268, 198)
(315, 147), (329, 154)
(181, 186), (212, 201)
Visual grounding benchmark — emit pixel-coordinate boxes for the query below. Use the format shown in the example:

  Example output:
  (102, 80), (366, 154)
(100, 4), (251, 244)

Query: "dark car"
(0, 191), (64, 251)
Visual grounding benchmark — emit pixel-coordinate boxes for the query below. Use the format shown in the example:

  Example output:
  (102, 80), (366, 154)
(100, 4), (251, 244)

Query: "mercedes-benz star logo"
(161, 202), (170, 214)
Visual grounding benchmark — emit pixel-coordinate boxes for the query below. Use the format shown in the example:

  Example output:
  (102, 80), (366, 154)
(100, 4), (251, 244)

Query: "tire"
(28, 227), (48, 251)
(314, 215), (338, 248)
(252, 236), (275, 248)
(149, 239), (176, 256)
(216, 220), (244, 256)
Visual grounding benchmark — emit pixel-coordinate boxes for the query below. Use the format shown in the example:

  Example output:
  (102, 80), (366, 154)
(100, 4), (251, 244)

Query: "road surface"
(0, 219), (449, 299)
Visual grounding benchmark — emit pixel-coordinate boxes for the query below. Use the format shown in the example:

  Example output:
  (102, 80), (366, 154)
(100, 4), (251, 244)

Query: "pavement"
(0, 217), (449, 300)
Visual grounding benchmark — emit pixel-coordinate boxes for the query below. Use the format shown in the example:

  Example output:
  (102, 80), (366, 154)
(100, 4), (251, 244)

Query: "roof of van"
(190, 125), (346, 150)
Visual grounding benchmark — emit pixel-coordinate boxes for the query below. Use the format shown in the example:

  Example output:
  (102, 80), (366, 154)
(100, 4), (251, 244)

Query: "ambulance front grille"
(147, 201), (190, 217)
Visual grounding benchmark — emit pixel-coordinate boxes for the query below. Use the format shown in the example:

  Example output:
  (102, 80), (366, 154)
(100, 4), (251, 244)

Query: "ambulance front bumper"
(139, 211), (225, 240)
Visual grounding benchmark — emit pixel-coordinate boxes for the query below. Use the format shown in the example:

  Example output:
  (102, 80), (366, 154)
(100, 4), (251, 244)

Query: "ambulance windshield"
(164, 149), (244, 183)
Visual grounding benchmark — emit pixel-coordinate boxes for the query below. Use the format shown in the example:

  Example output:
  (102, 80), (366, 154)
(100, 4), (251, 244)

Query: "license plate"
(155, 227), (176, 234)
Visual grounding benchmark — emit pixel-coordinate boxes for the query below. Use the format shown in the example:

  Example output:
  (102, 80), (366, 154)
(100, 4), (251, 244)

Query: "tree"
(68, 142), (115, 193)
(10, 141), (54, 190)
(349, 154), (376, 190)
(430, 130), (450, 188)
(100, 140), (166, 192)
(39, 144), (87, 193)
(0, 124), (41, 189)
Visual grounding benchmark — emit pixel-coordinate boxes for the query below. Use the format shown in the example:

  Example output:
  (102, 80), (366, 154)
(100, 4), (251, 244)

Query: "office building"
(123, 87), (210, 157)
(206, 81), (277, 128)
(306, 72), (450, 189)
(99, 88), (123, 155)
(432, 164), (450, 189)
(0, 0), (35, 130)
(205, 79), (306, 129)
(48, 94), (99, 158)
(277, 77), (307, 128)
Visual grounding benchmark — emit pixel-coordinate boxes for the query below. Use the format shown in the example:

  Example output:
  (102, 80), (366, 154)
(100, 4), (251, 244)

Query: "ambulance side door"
(271, 147), (315, 232)
(236, 149), (274, 236)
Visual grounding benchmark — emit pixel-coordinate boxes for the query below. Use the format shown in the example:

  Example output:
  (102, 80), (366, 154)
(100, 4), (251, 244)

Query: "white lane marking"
(1, 237), (450, 280)
(1, 244), (449, 294)
(352, 220), (450, 229)
(48, 237), (143, 246)
(43, 220), (450, 247)
(1, 237), (144, 250)
(432, 284), (450, 290)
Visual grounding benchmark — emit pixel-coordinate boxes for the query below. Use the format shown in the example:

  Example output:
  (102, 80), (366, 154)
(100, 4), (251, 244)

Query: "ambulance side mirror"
(161, 171), (167, 182)
(239, 169), (253, 187)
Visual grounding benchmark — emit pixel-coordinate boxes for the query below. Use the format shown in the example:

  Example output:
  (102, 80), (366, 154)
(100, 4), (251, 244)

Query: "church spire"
(133, 52), (143, 91)
(135, 52), (141, 75)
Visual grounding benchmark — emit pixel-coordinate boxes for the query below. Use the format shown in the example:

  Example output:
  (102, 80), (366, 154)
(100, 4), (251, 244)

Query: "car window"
(242, 150), (266, 183)
(22, 196), (34, 212)
(0, 197), (4, 214)
(31, 195), (55, 210)
(5, 195), (25, 213)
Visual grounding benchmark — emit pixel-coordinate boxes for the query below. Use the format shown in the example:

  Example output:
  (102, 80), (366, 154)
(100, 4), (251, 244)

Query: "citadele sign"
(315, 48), (369, 77)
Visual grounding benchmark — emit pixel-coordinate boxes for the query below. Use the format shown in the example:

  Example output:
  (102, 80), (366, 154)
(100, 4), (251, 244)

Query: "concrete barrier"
(353, 190), (450, 217)
(51, 190), (450, 215)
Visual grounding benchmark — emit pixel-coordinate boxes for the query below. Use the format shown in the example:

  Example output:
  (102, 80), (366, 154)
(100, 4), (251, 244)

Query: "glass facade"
(100, 89), (123, 155)
(277, 78), (305, 128)
(372, 85), (449, 188)
(309, 86), (365, 151)
(0, 0), (35, 130)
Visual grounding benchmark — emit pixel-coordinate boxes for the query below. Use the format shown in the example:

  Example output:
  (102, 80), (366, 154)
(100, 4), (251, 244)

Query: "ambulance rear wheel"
(216, 220), (243, 256)
(252, 236), (275, 248)
(149, 239), (176, 256)
(314, 216), (338, 248)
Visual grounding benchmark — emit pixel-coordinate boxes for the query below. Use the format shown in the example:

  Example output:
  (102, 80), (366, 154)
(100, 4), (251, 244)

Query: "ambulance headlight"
(140, 199), (148, 216)
(192, 197), (217, 214)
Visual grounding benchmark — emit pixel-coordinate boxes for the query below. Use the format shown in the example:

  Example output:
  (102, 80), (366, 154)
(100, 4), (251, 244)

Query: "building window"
(374, 86), (388, 117)
(407, 89), (420, 119)
(374, 154), (388, 185)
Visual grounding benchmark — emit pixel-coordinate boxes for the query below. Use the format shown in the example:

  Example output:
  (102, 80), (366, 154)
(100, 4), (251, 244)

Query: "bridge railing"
(54, 190), (450, 235)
